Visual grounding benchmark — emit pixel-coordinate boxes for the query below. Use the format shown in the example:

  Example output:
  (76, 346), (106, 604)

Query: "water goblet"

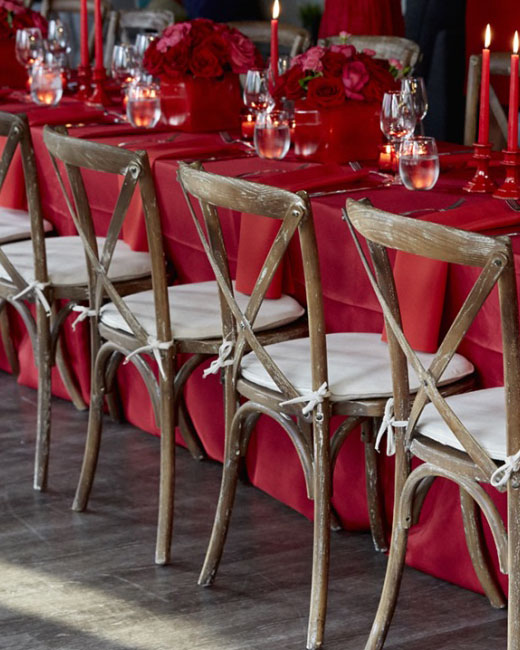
(46, 19), (70, 59)
(126, 80), (161, 128)
(293, 108), (322, 157)
(254, 109), (291, 160)
(15, 27), (44, 91)
(380, 89), (416, 183)
(111, 44), (139, 87)
(30, 61), (63, 106)
(243, 69), (271, 111)
(135, 32), (159, 62)
(399, 136), (440, 191)
(401, 76), (428, 134)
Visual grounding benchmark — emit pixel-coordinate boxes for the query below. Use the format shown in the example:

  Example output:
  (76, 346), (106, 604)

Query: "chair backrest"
(40, 0), (111, 61)
(227, 21), (311, 58)
(43, 127), (170, 349)
(320, 34), (421, 72)
(464, 52), (513, 149)
(104, 9), (173, 67)
(344, 198), (520, 484)
(177, 162), (326, 411)
(0, 111), (47, 286)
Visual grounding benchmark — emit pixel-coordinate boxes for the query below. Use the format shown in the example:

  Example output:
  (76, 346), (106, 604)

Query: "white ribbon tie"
(490, 449), (520, 489)
(202, 338), (234, 378)
(375, 398), (408, 456)
(12, 281), (51, 316)
(71, 305), (97, 331)
(279, 382), (330, 416)
(124, 337), (173, 381)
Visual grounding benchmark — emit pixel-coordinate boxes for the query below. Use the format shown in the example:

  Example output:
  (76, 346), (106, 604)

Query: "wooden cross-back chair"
(345, 198), (520, 650)
(43, 129), (307, 566)
(464, 52), (515, 150)
(177, 164), (475, 650)
(104, 9), (173, 68)
(319, 35), (421, 72)
(227, 20), (311, 58)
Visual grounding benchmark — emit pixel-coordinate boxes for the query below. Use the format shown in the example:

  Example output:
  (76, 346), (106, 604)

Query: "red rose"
(273, 64), (305, 101)
(143, 41), (164, 76)
(190, 18), (216, 46)
(321, 51), (347, 77)
(202, 34), (230, 66)
(342, 60), (369, 100)
(306, 76), (345, 108)
(162, 42), (189, 77)
(189, 45), (223, 78)
(358, 53), (398, 101)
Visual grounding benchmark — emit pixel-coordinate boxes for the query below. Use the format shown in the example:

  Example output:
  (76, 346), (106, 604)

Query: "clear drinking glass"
(399, 136), (440, 190)
(126, 80), (161, 128)
(401, 76), (428, 134)
(111, 44), (138, 86)
(293, 108), (322, 157)
(243, 69), (271, 110)
(15, 28), (44, 71)
(30, 61), (63, 106)
(254, 109), (291, 160)
(135, 32), (159, 62)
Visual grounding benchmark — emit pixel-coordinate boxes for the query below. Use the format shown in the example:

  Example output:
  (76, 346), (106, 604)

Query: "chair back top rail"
(319, 34), (421, 70)
(227, 21), (311, 57)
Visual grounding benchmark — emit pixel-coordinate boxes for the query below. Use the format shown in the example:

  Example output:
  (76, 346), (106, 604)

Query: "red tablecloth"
(0, 92), (518, 599)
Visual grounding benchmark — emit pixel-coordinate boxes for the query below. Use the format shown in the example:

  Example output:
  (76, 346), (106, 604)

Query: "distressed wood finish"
(319, 35), (421, 71)
(104, 9), (173, 68)
(227, 20), (311, 57)
(464, 53), (515, 149)
(345, 199), (520, 650)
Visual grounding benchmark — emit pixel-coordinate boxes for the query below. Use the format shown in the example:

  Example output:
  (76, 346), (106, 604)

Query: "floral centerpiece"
(143, 19), (262, 131)
(273, 44), (398, 161)
(0, 0), (47, 87)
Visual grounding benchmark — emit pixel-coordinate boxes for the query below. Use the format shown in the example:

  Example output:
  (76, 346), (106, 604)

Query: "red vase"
(160, 73), (242, 132)
(297, 100), (382, 163)
(0, 40), (27, 89)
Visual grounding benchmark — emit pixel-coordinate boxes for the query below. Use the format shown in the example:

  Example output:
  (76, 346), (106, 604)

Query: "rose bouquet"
(273, 43), (397, 107)
(143, 18), (262, 80)
(0, 0), (47, 40)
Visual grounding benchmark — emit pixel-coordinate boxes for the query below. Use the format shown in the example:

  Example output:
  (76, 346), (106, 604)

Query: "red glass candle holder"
(493, 150), (520, 199)
(241, 108), (256, 141)
(75, 64), (91, 101)
(378, 143), (395, 172)
(89, 66), (111, 106)
(463, 142), (496, 193)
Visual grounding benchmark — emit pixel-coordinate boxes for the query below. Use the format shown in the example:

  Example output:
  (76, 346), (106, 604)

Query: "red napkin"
(389, 201), (520, 352)
(235, 164), (371, 299)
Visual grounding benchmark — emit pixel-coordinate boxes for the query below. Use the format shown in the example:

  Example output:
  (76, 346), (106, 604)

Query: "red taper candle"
(507, 31), (519, 151)
(80, 0), (89, 67)
(270, 0), (280, 88)
(478, 24), (491, 144)
(93, 0), (103, 71)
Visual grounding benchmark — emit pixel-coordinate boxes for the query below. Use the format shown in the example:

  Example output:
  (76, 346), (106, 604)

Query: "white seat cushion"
(240, 332), (474, 401)
(0, 236), (151, 286)
(0, 207), (53, 244)
(100, 281), (305, 340)
(416, 387), (507, 460)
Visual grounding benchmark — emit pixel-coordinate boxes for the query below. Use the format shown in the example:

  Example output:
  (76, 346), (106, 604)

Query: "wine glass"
(15, 28), (44, 83)
(135, 32), (159, 62)
(126, 80), (161, 128)
(380, 90), (416, 182)
(46, 20), (70, 59)
(254, 109), (291, 160)
(401, 76), (428, 134)
(399, 136), (439, 191)
(111, 44), (138, 87)
(243, 69), (271, 111)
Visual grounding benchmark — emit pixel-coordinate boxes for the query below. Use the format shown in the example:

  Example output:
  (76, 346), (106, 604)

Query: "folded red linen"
(389, 200), (520, 352)
(235, 164), (372, 299)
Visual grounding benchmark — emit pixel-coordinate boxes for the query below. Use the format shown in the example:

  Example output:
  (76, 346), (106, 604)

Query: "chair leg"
(55, 332), (88, 411)
(155, 371), (175, 566)
(306, 414), (331, 650)
(459, 487), (506, 609)
(178, 395), (206, 461)
(362, 419), (388, 552)
(0, 305), (19, 375)
(33, 305), (52, 492)
(71, 350), (108, 512)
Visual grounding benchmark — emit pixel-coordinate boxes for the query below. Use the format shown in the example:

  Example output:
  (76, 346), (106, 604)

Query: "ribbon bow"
(12, 281), (51, 316)
(375, 398), (408, 456)
(490, 449), (520, 489)
(202, 338), (234, 378)
(124, 337), (173, 381)
(279, 382), (330, 416)
(71, 305), (97, 331)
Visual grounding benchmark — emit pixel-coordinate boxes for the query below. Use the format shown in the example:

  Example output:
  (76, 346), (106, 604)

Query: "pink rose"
(228, 28), (257, 72)
(157, 23), (191, 52)
(292, 46), (326, 73)
(0, 0), (24, 13)
(342, 60), (369, 100)
(363, 48), (377, 56)
(389, 58), (403, 70)
(330, 43), (356, 59)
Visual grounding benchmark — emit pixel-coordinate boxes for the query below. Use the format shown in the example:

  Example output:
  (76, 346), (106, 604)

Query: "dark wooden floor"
(0, 370), (507, 650)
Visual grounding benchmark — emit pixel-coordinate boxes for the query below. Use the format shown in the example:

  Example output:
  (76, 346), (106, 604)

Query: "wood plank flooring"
(0, 371), (507, 650)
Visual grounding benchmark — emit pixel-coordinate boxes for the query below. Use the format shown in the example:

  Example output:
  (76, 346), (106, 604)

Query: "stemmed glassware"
(380, 89), (417, 182)
(243, 69), (271, 111)
(15, 28), (44, 90)
(111, 43), (139, 87)
(401, 76), (428, 134)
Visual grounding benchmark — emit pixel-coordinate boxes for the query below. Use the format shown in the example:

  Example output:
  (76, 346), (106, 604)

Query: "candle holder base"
(89, 67), (111, 106)
(463, 142), (496, 193)
(493, 149), (520, 199)
(75, 65), (92, 101)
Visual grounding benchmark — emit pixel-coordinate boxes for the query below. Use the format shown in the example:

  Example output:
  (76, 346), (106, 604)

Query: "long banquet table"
(0, 92), (518, 600)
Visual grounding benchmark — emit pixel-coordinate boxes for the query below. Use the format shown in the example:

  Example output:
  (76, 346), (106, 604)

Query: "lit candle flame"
(272, 0), (280, 20)
(485, 24), (491, 48)
(514, 30), (519, 54)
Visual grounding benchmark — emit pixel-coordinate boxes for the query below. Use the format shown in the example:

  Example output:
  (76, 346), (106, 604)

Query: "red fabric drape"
(319, 0), (404, 39)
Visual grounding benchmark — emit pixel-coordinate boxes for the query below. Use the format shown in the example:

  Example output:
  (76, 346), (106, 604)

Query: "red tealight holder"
(463, 142), (496, 193)
(493, 150), (520, 199)
(241, 108), (256, 141)
(378, 143), (395, 172)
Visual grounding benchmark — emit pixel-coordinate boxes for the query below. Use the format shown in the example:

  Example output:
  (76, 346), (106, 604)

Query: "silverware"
(182, 151), (256, 163)
(219, 131), (255, 150)
(117, 134), (179, 148)
(236, 163), (311, 179)
(402, 198), (465, 216)
(309, 183), (392, 198)
(506, 199), (520, 212)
